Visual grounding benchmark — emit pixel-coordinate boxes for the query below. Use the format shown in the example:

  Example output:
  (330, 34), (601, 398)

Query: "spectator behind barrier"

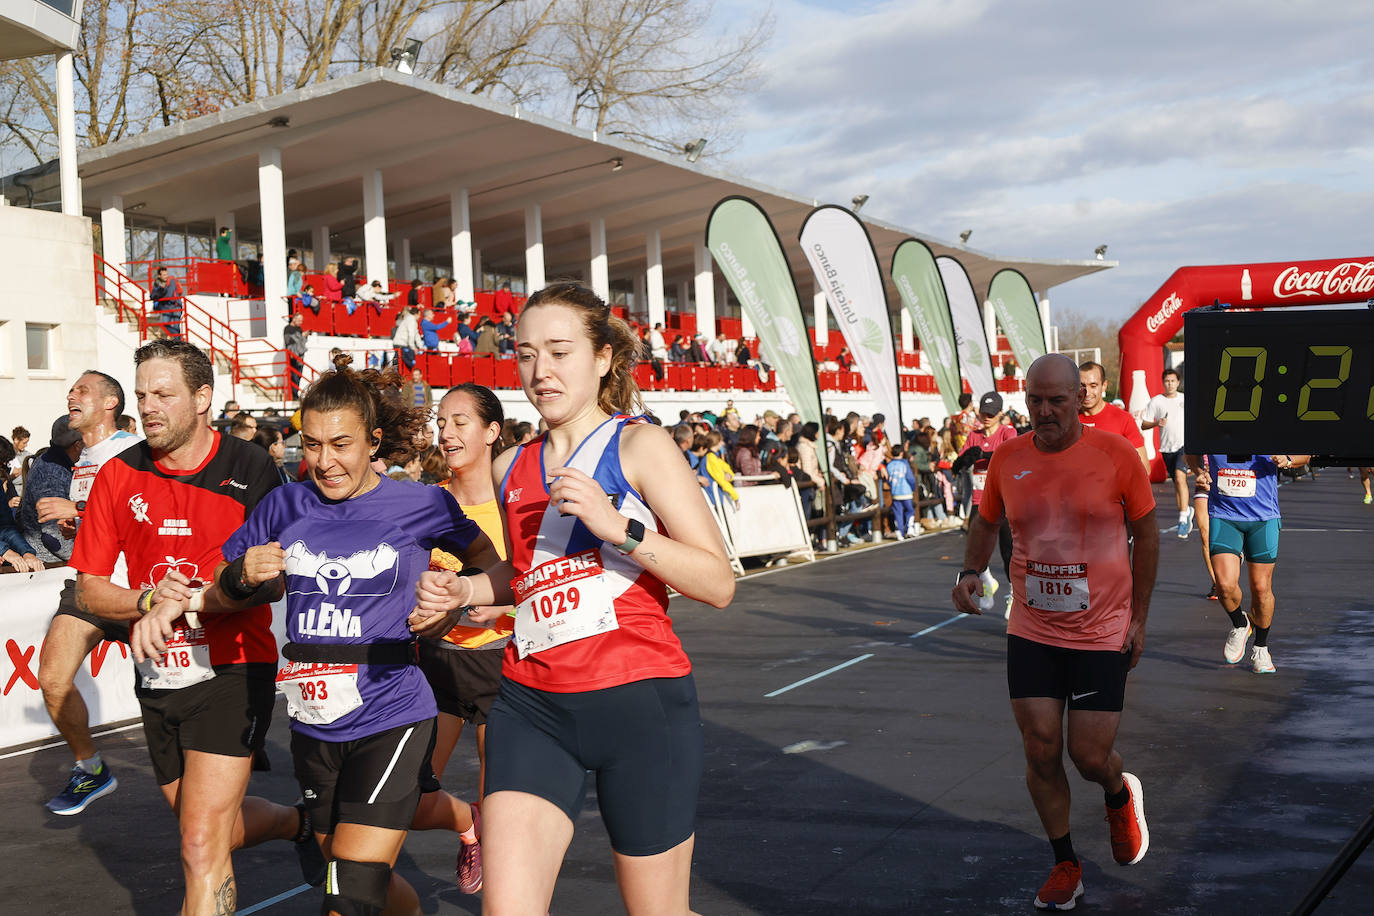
(19, 416), (82, 563)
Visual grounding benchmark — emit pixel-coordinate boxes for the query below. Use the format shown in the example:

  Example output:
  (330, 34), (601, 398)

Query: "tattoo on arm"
(74, 581), (91, 615)
(214, 875), (236, 915)
(641, 551), (658, 565)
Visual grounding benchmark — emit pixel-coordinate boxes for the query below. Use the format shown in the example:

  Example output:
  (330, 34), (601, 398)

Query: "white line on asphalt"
(764, 654), (874, 698)
(238, 884), (311, 914)
(0, 722), (143, 761)
(910, 613), (970, 639)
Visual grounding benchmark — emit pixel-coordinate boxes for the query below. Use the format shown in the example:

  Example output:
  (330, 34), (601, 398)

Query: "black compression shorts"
(485, 674), (702, 856)
(1006, 634), (1130, 712)
(292, 717), (438, 833)
(138, 664), (276, 785)
(417, 639), (504, 725)
(53, 578), (130, 644)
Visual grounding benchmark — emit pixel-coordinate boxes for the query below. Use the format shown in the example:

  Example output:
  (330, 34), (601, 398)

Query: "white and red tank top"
(499, 415), (690, 693)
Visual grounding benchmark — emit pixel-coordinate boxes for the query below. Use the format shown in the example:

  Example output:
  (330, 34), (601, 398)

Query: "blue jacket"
(421, 318), (450, 349)
(886, 457), (916, 499)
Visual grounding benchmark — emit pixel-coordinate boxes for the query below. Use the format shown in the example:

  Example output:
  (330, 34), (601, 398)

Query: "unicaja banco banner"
(891, 240), (962, 416)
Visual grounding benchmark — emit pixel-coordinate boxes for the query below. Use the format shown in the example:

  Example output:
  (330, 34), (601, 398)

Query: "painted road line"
(910, 613), (970, 639)
(0, 722), (143, 761)
(239, 884), (311, 914)
(765, 654), (874, 698)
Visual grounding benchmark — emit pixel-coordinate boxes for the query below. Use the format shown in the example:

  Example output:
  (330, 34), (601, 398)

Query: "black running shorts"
(53, 578), (130, 644)
(292, 717), (438, 833)
(1006, 634), (1130, 712)
(485, 674), (702, 856)
(1161, 449), (1184, 478)
(417, 639), (504, 725)
(138, 664), (276, 785)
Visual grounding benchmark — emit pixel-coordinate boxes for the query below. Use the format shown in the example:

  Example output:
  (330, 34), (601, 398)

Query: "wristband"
(956, 568), (981, 585)
(220, 556), (256, 601)
(138, 588), (155, 615)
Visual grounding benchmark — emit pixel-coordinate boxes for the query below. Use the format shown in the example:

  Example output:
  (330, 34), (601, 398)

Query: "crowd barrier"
(706, 480), (816, 573)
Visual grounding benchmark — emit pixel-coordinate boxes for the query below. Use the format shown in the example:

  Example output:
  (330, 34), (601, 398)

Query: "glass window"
(39, 0), (76, 15)
(26, 324), (50, 371)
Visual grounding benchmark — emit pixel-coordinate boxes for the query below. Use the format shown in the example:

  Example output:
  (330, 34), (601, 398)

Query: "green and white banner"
(936, 256), (996, 400)
(987, 269), (1045, 372)
(891, 239), (962, 416)
(799, 205), (901, 430)
(706, 196), (827, 475)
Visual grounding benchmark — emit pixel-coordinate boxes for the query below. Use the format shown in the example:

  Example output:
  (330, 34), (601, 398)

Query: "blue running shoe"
(46, 763), (118, 815)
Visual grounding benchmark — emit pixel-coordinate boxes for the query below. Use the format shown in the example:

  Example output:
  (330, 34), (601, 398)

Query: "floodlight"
(390, 38), (423, 74)
(684, 139), (708, 163)
(1095, 244), (1108, 260)
(959, 229), (972, 244)
(851, 194), (869, 212)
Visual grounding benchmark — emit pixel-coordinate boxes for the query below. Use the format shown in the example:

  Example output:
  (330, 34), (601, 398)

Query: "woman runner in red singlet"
(413, 283), (734, 915)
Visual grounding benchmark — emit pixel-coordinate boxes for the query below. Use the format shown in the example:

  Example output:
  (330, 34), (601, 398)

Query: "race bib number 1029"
(512, 549), (619, 658)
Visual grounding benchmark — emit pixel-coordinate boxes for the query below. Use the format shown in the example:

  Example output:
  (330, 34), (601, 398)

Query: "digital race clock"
(1183, 308), (1374, 459)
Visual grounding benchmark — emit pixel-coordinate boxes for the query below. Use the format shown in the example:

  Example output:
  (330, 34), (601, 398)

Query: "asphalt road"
(2, 470), (1372, 914)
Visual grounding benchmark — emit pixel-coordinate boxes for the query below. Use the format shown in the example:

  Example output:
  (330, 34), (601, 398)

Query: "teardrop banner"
(987, 268), (1046, 372)
(706, 196), (828, 476)
(936, 255), (996, 401)
(799, 205), (902, 432)
(891, 239), (963, 416)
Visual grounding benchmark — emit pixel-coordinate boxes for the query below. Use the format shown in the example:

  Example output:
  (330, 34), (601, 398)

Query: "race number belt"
(511, 549), (619, 659)
(282, 641), (418, 666)
(1024, 560), (1091, 613)
(136, 625), (215, 690)
(276, 661), (362, 725)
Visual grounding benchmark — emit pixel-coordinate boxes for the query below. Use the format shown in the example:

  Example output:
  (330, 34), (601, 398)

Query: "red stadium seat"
(494, 358), (518, 389)
(473, 354), (496, 388)
(369, 304), (400, 338)
(334, 303), (369, 337)
(450, 355), (475, 386)
(294, 300), (333, 334)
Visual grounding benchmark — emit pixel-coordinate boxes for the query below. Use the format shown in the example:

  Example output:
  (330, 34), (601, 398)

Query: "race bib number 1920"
(1024, 560), (1091, 613)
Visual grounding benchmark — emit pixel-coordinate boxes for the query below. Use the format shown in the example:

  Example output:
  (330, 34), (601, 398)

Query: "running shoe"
(1206, 585), (1220, 601)
(293, 804), (327, 886)
(1004, 592), (1014, 620)
(1223, 622), (1252, 664)
(46, 762), (118, 815)
(457, 803), (483, 893)
(1033, 860), (1084, 910)
(1176, 509), (1193, 539)
(1364, 494), (1372, 505)
(1251, 645), (1277, 675)
(1106, 772), (1149, 865)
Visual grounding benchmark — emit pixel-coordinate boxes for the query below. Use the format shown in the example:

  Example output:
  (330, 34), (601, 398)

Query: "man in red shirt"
(954, 391), (1018, 611)
(953, 354), (1157, 910)
(1078, 361), (1147, 471)
(71, 340), (320, 914)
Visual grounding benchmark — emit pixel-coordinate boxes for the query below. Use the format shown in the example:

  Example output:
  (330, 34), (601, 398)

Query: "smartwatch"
(956, 568), (981, 585)
(614, 518), (647, 555)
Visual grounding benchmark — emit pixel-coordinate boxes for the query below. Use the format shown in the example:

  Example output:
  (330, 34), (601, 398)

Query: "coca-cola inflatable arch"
(1118, 256), (1374, 480)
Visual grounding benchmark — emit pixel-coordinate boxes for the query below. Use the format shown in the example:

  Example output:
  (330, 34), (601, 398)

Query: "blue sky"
(719, 0), (1374, 321)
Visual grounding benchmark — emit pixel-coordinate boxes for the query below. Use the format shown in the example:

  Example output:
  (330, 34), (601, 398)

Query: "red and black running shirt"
(70, 431), (280, 666)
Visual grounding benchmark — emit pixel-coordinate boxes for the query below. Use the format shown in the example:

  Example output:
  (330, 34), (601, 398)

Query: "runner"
(1192, 455), (1220, 600)
(71, 340), (322, 914)
(34, 370), (138, 814)
(1078, 361), (1147, 470)
(411, 382), (513, 894)
(1359, 467), (1372, 505)
(1137, 367), (1191, 538)
(221, 358), (499, 916)
(951, 391), (1017, 614)
(1186, 452), (1309, 674)
(952, 354), (1157, 911)
(412, 282), (735, 915)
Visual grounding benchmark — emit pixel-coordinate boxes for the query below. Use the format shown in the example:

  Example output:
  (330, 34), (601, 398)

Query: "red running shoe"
(1034, 860), (1084, 910)
(456, 802), (483, 894)
(1106, 772), (1149, 865)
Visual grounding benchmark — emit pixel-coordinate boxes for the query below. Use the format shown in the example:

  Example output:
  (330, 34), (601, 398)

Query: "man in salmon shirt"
(953, 354), (1158, 911)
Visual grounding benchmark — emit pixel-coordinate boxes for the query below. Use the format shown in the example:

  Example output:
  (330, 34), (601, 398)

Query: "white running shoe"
(1224, 623), (1252, 664)
(1251, 645), (1277, 674)
(977, 573), (999, 613)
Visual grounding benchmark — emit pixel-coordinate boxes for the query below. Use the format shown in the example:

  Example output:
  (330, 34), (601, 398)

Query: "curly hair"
(300, 354), (429, 465)
(521, 282), (643, 416)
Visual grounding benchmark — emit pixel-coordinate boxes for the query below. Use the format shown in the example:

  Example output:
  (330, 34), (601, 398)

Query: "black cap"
(50, 415), (81, 449)
(872, 413), (885, 424)
(978, 392), (1003, 415)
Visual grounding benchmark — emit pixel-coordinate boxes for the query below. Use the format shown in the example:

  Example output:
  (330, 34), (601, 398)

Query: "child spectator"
(886, 443), (917, 539)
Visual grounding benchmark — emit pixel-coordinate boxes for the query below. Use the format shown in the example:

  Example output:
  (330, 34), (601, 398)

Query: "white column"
(645, 229), (665, 329)
(677, 280), (691, 317)
(100, 195), (125, 282)
(396, 238), (411, 285)
(450, 187), (474, 302)
(693, 242), (715, 338)
(589, 218), (609, 302)
(813, 286), (829, 345)
(900, 308), (913, 351)
(258, 146), (288, 334)
(632, 275), (646, 319)
(56, 52), (81, 216)
(362, 169), (388, 285)
(741, 312), (755, 338)
(524, 204), (545, 293)
(472, 248), (483, 293)
(311, 225), (330, 269)
(1038, 294), (1053, 353)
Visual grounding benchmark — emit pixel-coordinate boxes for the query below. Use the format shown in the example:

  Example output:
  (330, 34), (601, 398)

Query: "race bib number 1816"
(1024, 560), (1091, 613)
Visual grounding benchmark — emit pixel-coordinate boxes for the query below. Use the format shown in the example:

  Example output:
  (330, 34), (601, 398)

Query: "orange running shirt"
(430, 497), (513, 649)
(979, 427), (1155, 650)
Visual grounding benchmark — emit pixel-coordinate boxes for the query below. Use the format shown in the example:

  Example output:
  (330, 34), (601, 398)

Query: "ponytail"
(301, 354), (429, 465)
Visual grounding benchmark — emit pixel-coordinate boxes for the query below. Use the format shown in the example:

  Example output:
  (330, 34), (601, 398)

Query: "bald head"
(1027, 354), (1080, 396)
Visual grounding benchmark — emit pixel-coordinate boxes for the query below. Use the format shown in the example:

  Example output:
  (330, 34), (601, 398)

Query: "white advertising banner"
(1, 568), (140, 749)
(800, 206), (902, 429)
(936, 256), (996, 399)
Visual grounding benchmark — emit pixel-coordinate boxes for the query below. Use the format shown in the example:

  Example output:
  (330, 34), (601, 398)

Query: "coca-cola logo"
(1146, 292), (1183, 333)
(1273, 261), (1374, 299)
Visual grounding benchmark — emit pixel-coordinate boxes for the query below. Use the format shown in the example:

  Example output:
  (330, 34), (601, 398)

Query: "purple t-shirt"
(224, 474), (481, 741)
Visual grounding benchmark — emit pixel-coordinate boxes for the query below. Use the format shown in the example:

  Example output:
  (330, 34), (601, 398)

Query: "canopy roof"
(0, 0), (82, 60)
(68, 67), (1112, 302)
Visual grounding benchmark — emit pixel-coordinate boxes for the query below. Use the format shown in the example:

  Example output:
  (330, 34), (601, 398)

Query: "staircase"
(94, 254), (314, 409)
